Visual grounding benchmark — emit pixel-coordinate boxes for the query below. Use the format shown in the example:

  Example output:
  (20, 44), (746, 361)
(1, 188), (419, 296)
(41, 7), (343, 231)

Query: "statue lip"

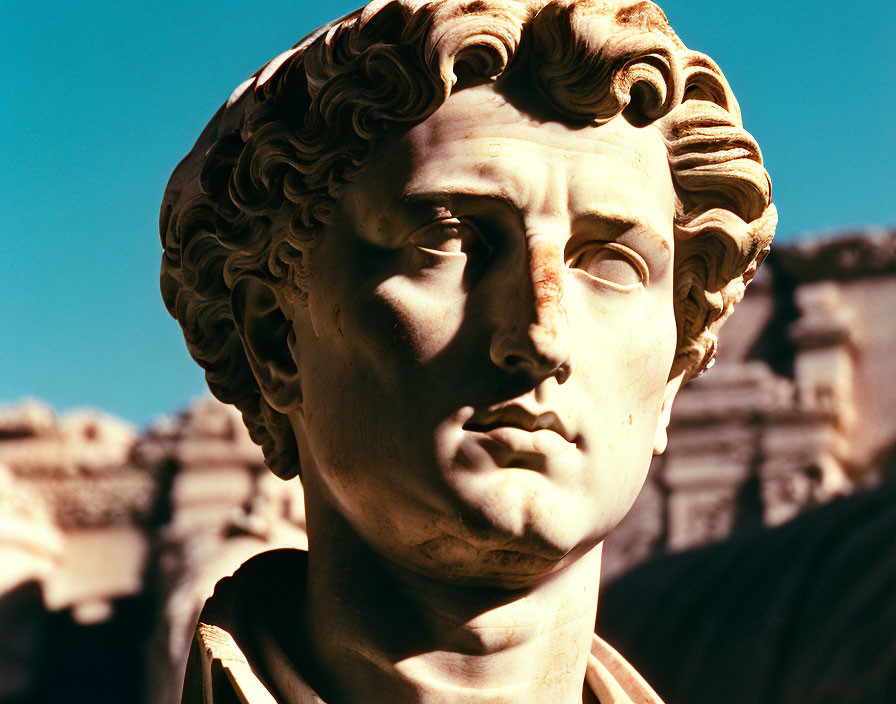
(463, 403), (577, 446)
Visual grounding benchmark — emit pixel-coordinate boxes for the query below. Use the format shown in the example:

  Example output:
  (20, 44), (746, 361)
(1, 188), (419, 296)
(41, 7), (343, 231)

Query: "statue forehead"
(338, 83), (675, 243)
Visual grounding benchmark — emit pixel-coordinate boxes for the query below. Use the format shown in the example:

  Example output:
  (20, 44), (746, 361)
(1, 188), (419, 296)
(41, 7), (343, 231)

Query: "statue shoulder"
(181, 549), (311, 704)
(180, 548), (665, 704)
(588, 635), (666, 704)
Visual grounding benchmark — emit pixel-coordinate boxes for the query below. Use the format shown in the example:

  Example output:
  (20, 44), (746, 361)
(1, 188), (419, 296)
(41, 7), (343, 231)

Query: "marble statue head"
(160, 0), (775, 583)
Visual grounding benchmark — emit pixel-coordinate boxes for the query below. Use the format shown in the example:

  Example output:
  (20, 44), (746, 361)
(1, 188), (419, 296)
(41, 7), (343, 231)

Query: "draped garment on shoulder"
(181, 549), (663, 704)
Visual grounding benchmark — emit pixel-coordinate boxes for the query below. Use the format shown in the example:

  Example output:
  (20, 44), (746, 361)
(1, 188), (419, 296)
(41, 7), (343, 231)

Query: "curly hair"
(160, 0), (776, 479)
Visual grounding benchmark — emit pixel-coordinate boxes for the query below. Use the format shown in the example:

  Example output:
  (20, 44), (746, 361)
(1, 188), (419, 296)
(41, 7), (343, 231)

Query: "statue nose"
(488, 233), (573, 383)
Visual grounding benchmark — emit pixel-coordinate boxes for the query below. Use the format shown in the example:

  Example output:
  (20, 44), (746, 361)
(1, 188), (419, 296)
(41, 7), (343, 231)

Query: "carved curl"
(160, 0), (775, 478)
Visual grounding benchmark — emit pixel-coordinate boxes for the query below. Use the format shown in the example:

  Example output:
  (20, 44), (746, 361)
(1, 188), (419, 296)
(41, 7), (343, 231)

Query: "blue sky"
(2, 0), (894, 426)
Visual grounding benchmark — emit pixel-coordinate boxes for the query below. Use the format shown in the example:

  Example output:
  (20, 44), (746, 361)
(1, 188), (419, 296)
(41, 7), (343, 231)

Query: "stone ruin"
(603, 227), (896, 577)
(0, 397), (306, 704)
(1, 228), (895, 703)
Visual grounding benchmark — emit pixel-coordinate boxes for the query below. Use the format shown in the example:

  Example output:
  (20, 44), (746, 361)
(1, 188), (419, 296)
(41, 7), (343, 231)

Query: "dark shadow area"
(597, 483), (896, 704)
(872, 438), (896, 486)
(0, 581), (48, 704)
(746, 250), (800, 378)
(733, 468), (765, 530)
(0, 585), (155, 704)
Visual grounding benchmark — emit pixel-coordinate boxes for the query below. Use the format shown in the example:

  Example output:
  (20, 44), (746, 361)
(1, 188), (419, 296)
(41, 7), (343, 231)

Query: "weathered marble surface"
(159, 0), (774, 702)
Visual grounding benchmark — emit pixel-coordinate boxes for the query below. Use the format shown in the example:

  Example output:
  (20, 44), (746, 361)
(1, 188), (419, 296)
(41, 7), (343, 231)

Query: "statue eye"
(413, 218), (490, 259)
(567, 242), (648, 291)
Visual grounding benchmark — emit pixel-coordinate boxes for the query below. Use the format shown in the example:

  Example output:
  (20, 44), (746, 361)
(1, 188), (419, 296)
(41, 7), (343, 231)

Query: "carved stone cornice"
(0, 401), (149, 528)
(774, 227), (896, 283)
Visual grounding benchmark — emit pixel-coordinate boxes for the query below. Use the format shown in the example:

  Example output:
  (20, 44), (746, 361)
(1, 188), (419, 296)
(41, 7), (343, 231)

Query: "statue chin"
(337, 480), (621, 590)
(391, 534), (574, 589)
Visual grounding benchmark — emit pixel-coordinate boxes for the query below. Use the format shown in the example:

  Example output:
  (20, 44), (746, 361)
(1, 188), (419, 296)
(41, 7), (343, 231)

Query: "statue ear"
(653, 372), (684, 456)
(231, 277), (302, 413)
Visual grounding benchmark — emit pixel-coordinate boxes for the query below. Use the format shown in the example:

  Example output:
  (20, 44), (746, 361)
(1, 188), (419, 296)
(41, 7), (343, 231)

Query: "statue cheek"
(371, 274), (468, 362)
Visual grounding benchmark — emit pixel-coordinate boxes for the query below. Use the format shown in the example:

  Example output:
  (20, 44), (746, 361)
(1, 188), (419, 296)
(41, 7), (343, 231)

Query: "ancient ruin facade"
(0, 398), (306, 703)
(1, 228), (894, 702)
(603, 228), (896, 577)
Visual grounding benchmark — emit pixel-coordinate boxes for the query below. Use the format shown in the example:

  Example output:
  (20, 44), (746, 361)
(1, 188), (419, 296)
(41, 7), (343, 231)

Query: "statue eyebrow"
(571, 212), (671, 256)
(376, 188), (524, 244)
(377, 191), (671, 263)
(389, 188), (523, 216)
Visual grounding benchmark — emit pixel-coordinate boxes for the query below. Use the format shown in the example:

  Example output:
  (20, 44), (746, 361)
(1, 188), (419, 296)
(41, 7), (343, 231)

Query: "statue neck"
(292, 481), (603, 704)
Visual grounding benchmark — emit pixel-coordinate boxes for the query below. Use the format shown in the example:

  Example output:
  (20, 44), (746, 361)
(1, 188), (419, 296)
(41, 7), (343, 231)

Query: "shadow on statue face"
(253, 82), (682, 587)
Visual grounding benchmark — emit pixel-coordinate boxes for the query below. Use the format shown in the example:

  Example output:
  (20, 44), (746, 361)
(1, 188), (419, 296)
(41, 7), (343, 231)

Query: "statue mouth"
(463, 403), (579, 447)
(463, 400), (580, 472)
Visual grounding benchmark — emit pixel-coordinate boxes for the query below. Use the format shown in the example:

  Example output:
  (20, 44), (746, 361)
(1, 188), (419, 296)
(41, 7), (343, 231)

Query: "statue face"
(288, 83), (678, 586)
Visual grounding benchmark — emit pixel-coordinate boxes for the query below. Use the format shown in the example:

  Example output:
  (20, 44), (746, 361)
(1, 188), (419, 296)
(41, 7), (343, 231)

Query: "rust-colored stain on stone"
(528, 236), (565, 336)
